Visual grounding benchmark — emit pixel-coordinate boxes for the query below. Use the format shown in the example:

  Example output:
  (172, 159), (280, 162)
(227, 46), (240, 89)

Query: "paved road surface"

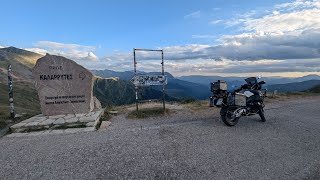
(1, 96), (320, 180)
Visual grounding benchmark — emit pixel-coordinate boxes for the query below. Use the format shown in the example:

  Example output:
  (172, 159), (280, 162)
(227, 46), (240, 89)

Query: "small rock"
(99, 121), (111, 129)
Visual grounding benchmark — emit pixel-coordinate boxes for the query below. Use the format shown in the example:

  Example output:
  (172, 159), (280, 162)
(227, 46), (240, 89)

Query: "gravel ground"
(0, 96), (320, 180)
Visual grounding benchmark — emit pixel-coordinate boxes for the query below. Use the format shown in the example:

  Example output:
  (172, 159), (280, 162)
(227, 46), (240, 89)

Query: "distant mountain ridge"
(266, 80), (320, 92)
(178, 74), (320, 86)
(92, 69), (210, 100)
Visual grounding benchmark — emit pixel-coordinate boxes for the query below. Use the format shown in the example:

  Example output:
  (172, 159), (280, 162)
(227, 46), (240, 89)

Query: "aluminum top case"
(211, 80), (227, 92)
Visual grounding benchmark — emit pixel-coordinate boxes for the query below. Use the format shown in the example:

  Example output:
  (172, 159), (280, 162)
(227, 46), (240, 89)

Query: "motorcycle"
(210, 77), (267, 126)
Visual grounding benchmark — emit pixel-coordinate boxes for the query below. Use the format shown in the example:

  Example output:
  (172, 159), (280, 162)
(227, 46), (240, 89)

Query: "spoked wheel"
(220, 107), (240, 126)
(258, 107), (266, 122)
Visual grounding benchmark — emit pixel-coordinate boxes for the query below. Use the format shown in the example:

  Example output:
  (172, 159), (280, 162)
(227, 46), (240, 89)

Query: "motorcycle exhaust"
(235, 108), (246, 117)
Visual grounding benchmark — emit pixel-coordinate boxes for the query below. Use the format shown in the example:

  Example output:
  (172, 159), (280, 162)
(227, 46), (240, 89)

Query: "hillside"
(0, 47), (43, 120)
(93, 77), (177, 106)
(0, 47), (43, 83)
(305, 84), (320, 93)
(266, 80), (320, 92)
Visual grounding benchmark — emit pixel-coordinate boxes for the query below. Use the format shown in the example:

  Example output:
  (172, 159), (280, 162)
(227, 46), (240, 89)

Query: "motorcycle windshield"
(245, 77), (257, 84)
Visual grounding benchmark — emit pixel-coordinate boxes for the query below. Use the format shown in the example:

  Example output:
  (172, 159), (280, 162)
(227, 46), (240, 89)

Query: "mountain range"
(180, 75), (320, 93)
(0, 46), (319, 117)
(93, 69), (211, 100)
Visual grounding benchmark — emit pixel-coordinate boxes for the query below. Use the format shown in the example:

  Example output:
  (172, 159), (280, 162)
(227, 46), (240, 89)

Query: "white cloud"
(209, 19), (223, 25)
(184, 11), (201, 19)
(32, 41), (99, 61)
(35, 41), (95, 51)
(24, 48), (48, 55)
(275, 0), (320, 12)
(0, 45), (4, 48)
(244, 9), (320, 33)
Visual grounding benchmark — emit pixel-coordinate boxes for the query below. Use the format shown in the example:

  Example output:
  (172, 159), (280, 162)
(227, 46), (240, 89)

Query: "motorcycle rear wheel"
(220, 107), (240, 126)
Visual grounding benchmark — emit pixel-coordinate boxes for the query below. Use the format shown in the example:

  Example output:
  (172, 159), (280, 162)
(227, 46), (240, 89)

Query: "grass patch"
(0, 81), (41, 130)
(183, 100), (210, 111)
(127, 107), (170, 119)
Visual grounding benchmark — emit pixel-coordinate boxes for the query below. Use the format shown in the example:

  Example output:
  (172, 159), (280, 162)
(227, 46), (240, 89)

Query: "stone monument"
(33, 54), (95, 116)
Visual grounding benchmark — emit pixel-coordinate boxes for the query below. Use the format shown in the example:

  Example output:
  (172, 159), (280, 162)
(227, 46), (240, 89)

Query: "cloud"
(0, 45), (4, 48)
(35, 41), (95, 51)
(25, 0), (317, 77)
(32, 41), (98, 61)
(97, 1), (320, 77)
(275, 0), (320, 12)
(244, 9), (320, 33)
(209, 20), (223, 25)
(24, 48), (48, 55)
(184, 11), (201, 19)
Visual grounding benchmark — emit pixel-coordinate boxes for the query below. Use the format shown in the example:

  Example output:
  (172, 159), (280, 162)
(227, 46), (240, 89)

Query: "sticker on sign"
(130, 75), (168, 87)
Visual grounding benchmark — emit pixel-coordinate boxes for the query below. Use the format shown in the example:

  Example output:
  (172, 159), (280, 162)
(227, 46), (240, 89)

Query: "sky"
(1, 0), (320, 77)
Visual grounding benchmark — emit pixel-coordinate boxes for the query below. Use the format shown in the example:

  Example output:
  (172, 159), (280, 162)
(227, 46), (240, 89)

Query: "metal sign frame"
(133, 48), (165, 111)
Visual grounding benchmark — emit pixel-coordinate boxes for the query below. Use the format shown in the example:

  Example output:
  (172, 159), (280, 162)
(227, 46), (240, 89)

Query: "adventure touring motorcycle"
(210, 77), (267, 126)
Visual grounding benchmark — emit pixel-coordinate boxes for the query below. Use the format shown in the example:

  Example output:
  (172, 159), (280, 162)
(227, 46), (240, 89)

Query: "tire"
(220, 107), (240, 126)
(258, 108), (266, 122)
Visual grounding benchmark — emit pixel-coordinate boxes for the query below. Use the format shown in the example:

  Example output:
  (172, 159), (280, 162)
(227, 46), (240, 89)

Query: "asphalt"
(0, 96), (320, 180)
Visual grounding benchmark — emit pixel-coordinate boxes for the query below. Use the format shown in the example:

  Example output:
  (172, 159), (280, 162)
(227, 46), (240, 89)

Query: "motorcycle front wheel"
(220, 107), (240, 126)
(258, 107), (266, 122)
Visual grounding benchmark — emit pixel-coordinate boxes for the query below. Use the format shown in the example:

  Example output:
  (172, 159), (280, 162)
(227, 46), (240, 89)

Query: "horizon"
(1, 0), (320, 78)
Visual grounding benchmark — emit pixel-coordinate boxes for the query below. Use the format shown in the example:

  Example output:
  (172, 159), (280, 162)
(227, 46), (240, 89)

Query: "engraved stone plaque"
(32, 54), (94, 116)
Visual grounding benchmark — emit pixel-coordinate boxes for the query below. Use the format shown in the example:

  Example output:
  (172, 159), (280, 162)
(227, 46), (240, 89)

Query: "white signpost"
(130, 75), (167, 87)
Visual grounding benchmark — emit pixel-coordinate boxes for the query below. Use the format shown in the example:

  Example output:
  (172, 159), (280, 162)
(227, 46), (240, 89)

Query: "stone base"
(10, 110), (104, 133)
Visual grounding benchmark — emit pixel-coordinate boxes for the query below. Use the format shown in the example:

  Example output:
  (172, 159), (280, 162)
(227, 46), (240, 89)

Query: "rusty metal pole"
(7, 64), (15, 118)
(133, 49), (139, 112)
(161, 50), (165, 111)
